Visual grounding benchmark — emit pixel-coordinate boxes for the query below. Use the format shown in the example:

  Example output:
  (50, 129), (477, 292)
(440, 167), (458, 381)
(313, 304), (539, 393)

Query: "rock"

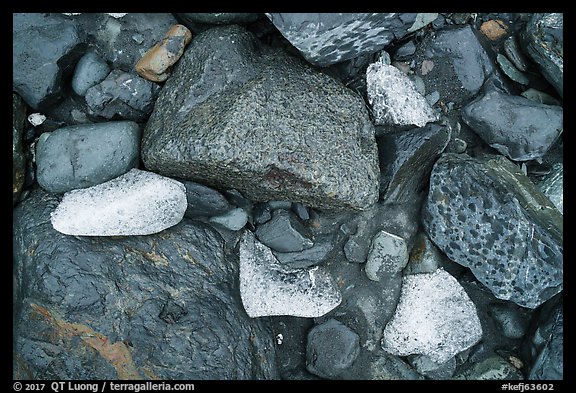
(135, 24), (192, 82)
(50, 169), (187, 236)
(176, 13), (260, 27)
(455, 356), (523, 380)
(462, 87), (562, 161)
(266, 201), (293, 210)
(367, 59), (438, 127)
(273, 234), (335, 269)
(479, 19), (509, 41)
(291, 202), (309, 221)
(538, 163), (563, 214)
(377, 123), (451, 203)
(209, 208), (248, 231)
(526, 297), (562, 380)
(382, 269), (482, 363)
(305, 319), (360, 379)
(422, 153), (563, 309)
(503, 35), (528, 72)
(488, 303), (531, 340)
(85, 70), (161, 122)
(253, 203), (273, 225)
(141, 25), (379, 211)
(239, 230), (341, 318)
(255, 210), (313, 253)
(265, 13), (437, 66)
(13, 189), (277, 379)
(13, 94), (27, 205)
(394, 41), (416, 60)
(521, 13), (563, 97)
(368, 354), (424, 380)
(13, 13), (85, 109)
(407, 355), (456, 380)
(180, 180), (232, 218)
(521, 88), (561, 106)
(35, 121), (141, 194)
(71, 13), (178, 72)
(403, 233), (443, 275)
(497, 54), (529, 85)
(416, 25), (495, 105)
(72, 51), (111, 96)
(271, 317), (318, 380)
(365, 231), (409, 282)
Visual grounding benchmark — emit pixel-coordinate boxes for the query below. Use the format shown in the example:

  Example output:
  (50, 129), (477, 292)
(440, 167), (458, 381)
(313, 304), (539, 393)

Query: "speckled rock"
(141, 25), (379, 211)
(13, 94), (27, 205)
(364, 230), (409, 282)
(266, 13), (437, 66)
(72, 51), (111, 96)
(377, 123), (450, 203)
(422, 153), (563, 309)
(13, 189), (278, 379)
(462, 87), (563, 161)
(35, 121), (141, 194)
(13, 13), (85, 109)
(521, 13), (563, 97)
(135, 24), (192, 82)
(538, 163), (563, 214)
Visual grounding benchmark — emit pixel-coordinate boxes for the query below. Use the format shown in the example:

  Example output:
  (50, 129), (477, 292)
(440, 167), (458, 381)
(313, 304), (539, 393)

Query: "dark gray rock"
(538, 163), (563, 214)
(35, 121), (141, 194)
(503, 35), (528, 72)
(462, 87), (563, 161)
(180, 180), (232, 218)
(526, 298), (563, 380)
(175, 13), (260, 27)
(497, 54), (529, 85)
(13, 13), (86, 109)
(521, 13), (563, 97)
(44, 96), (93, 126)
(377, 124), (451, 203)
(394, 41), (416, 60)
(141, 25), (379, 211)
(291, 202), (310, 221)
(306, 319), (360, 379)
(253, 203), (273, 225)
(85, 70), (161, 122)
(71, 13), (177, 72)
(454, 356), (523, 380)
(13, 189), (278, 379)
(13, 94), (27, 205)
(422, 153), (563, 309)
(72, 51), (111, 96)
(407, 355), (456, 380)
(415, 25), (495, 105)
(266, 13), (436, 66)
(488, 303), (531, 340)
(403, 233), (443, 275)
(271, 317), (319, 380)
(209, 208), (248, 231)
(273, 234), (335, 269)
(255, 210), (313, 253)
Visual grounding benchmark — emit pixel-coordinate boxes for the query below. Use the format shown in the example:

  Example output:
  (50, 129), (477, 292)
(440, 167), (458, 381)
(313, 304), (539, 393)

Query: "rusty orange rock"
(136, 24), (192, 82)
(480, 19), (509, 41)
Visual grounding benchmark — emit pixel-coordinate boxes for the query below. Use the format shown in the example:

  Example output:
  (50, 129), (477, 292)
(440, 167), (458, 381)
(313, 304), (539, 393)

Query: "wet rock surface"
(13, 12), (563, 380)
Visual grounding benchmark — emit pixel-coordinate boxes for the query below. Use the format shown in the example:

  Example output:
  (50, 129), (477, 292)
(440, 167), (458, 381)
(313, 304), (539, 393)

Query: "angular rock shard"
(382, 269), (482, 363)
(51, 169), (187, 236)
(422, 153), (563, 309)
(364, 230), (409, 281)
(141, 25), (379, 211)
(239, 230), (341, 318)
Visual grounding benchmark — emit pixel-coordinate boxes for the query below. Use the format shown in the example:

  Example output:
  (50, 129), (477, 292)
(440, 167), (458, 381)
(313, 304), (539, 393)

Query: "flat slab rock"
(51, 169), (187, 236)
(422, 153), (563, 309)
(239, 230), (341, 318)
(382, 269), (482, 363)
(141, 25), (379, 211)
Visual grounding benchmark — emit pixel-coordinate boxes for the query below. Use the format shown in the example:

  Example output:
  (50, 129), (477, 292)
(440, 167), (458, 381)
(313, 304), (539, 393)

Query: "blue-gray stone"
(462, 87), (563, 162)
(13, 13), (85, 109)
(13, 94), (27, 205)
(72, 51), (110, 96)
(394, 41), (416, 59)
(266, 13), (432, 67)
(180, 180), (232, 218)
(497, 54), (529, 85)
(526, 298), (563, 380)
(503, 36), (528, 72)
(85, 70), (161, 122)
(422, 153), (563, 309)
(35, 121), (141, 194)
(255, 210), (313, 253)
(291, 202), (310, 221)
(209, 208), (248, 231)
(272, 234), (334, 269)
(520, 13), (563, 97)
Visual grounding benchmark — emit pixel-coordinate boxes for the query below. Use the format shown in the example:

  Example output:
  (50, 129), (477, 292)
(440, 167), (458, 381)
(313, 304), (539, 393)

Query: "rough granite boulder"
(13, 189), (278, 380)
(422, 153), (563, 309)
(265, 13), (438, 66)
(141, 25), (379, 211)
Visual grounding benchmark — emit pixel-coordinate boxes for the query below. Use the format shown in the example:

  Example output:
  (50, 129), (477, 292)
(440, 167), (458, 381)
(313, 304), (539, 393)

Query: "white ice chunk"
(239, 230), (341, 318)
(365, 230), (409, 281)
(367, 59), (438, 127)
(381, 269), (482, 363)
(51, 168), (187, 236)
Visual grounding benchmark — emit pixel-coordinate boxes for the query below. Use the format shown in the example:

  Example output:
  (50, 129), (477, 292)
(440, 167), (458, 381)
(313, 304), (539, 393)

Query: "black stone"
(179, 180), (232, 219)
(13, 94), (27, 205)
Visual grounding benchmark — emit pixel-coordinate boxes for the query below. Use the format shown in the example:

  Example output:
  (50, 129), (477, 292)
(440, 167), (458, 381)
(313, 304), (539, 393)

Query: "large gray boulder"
(141, 25), (379, 211)
(13, 189), (278, 380)
(422, 153), (563, 309)
(266, 13), (438, 66)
